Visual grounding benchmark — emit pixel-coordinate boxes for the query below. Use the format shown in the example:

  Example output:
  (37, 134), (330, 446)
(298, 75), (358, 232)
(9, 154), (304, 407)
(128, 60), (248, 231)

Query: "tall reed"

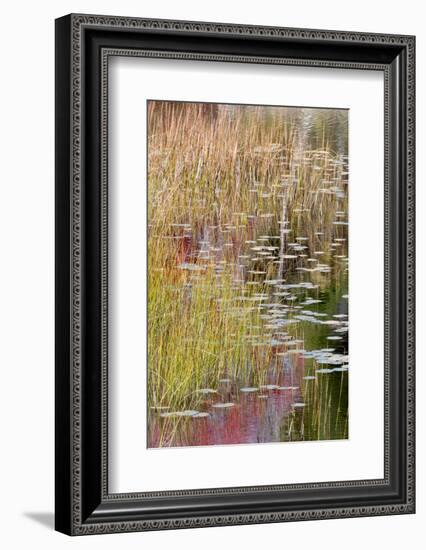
(148, 101), (348, 414)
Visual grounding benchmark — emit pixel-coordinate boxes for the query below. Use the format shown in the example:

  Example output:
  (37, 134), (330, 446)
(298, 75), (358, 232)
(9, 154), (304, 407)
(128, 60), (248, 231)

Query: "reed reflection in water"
(147, 100), (349, 448)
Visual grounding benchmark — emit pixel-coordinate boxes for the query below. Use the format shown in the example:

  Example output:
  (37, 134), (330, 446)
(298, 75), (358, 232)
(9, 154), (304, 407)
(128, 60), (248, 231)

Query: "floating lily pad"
(178, 263), (205, 271)
(316, 369), (334, 374)
(212, 402), (235, 408)
(160, 410), (199, 418)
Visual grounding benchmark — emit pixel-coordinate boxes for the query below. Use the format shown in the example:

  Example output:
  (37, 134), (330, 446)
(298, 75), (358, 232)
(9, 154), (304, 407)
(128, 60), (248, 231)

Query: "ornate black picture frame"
(55, 13), (415, 535)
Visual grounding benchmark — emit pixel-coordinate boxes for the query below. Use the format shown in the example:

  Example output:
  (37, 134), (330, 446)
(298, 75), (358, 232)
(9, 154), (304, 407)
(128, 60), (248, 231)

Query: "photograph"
(52, 9), (415, 537)
(0, 0), (419, 547)
(147, 100), (349, 448)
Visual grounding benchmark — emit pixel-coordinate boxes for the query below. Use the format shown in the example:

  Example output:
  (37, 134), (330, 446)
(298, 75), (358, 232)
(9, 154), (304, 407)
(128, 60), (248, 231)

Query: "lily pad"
(160, 410), (199, 418)
(178, 263), (205, 272)
(316, 369), (334, 374)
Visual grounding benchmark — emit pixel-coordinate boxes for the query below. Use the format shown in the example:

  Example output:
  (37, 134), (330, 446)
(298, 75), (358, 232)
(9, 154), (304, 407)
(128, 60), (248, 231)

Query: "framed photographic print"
(55, 14), (415, 535)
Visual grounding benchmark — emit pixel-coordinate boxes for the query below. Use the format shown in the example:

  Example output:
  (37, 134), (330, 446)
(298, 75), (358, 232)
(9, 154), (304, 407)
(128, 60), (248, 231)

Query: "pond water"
(147, 102), (349, 448)
(148, 282), (348, 447)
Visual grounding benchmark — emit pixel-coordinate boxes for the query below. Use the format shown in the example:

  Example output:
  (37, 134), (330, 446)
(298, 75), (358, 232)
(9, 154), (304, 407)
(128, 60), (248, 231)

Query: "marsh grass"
(147, 101), (348, 446)
(283, 370), (349, 442)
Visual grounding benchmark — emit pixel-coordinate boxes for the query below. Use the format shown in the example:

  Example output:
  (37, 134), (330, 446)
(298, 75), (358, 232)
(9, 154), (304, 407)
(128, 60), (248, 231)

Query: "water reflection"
(147, 101), (349, 448)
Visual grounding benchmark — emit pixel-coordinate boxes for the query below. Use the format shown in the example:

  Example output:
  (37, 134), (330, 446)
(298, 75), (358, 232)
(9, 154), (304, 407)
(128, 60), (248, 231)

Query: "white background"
(110, 58), (384, 492)
(0, 0), (423, 548)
